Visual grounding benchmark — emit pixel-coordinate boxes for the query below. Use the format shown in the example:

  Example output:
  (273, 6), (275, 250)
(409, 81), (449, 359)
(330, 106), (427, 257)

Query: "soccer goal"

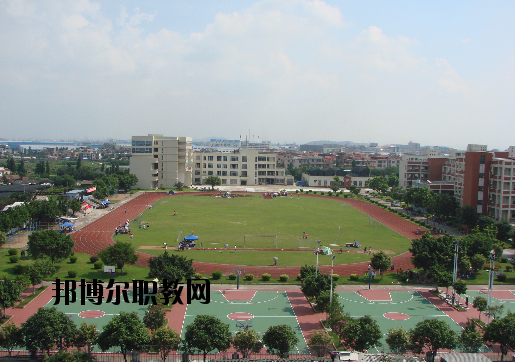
(297, 238), (318, 250)
(243, 235), (278, 249)
(369, 217), (379, 228)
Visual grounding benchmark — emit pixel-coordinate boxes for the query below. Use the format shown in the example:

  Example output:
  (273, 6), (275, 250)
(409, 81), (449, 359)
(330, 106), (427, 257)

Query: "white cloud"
(435, 58), (470, 93)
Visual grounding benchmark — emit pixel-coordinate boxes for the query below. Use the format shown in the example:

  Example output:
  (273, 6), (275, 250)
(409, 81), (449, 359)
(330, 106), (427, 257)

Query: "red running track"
(72, 192), (422, 279)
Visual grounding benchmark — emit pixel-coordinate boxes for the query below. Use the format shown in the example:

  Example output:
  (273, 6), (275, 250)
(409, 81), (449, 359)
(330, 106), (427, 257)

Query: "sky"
(1, 0), (514, 150)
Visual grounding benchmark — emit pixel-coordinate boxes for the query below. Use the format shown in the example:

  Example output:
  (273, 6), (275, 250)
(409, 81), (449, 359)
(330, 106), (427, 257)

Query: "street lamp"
(330, 255), (336, 305)
(486, 251), (495, 324)
(452, 238), (459, 306)
(315, 239), (321, 277)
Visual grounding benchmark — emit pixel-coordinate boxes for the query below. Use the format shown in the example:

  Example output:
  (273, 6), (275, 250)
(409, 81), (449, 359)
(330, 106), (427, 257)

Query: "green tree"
(21, 307), (77, 354)
(0, 277), (24, 317)
(339, 315), (383, 352)
(483, 312), (515, 360)
(0, 231), (6, 248)
(496, 221), (513, 242)
(173, 182), (185, 191)
(76, 156), (82, 170)
(69, 199), (82, 216)
(330, 176), (340, 193)
(299, 264), (317, 280)
(453, 280), (467, 301)
(45, 161), (51, 176)
(460, 319), (483, 353)
(143, 304), (167, 333)
(27, 259), (57, 294)
(461, 232), (494, 258)
(403, 187), (431, 209)
(0, 322), (23, 356)
(98, 242), (139, 273)
(184, 315), (232, 362)
(301, 273), (333, 300)
(308, 330), (333, 357)
(97, 311), (150, 362)
(7, 158), (15, 173)
(204, 176), (221, 190)
(148, 251), (195, 282)
(232, 329), (263, 358)
(367, 176), (388, 194)
(262, 324), (299, 357)
(409, 319), (457, 360)
(152, 327), (180, 362)
(459, 205), (478, 229)
(18, 159), (27, 177)
(387, 175), (399, 188)
(428, 264), (453, 293)
(410, 233), (467, 272)
(385, 327), (410, 354)
(470, 254), (485, 273)
(74, 322), (98, 354)
(486, 305), (504, 320)
(370, 251), (391, 279)
(473, 296), (487, 322)
(477, 216), (495, 232)
(27, 230), (74, 264)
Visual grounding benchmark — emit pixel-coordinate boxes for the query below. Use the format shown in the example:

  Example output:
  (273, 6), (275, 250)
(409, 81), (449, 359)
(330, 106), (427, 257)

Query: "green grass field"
(114, 194), (410, 266)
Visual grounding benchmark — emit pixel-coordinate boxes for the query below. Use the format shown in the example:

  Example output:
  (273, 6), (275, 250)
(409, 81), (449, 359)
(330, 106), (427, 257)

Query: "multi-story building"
(488, 146), (515, 223)
(130, 135), (192, 189)
(193, 149), (293, 186)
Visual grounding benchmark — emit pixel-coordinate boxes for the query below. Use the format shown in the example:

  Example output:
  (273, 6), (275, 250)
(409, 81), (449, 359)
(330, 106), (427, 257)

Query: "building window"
(242, 164), (247, 169)
(230, 179), (238, 185)
(217, 171), (222, 176)
(231, 156), (239, 161)
(195, 170), (200, 175)
(242, 156), (247, 162)
(222, 179), (227, 185)
(241, 171), (247, 177)
(217, 156), (222, 161)
(223, 156), (228, 161)
(196, 155), (200, 160)
(208, 156), (214, 161)
(230, 171), (238, 176)
(203, 163), (206, 168)
(480, 155), (486, 164)
(208, 171), (213, 175)
(195, 163), (200, 168)
(208, 163), (213, 168)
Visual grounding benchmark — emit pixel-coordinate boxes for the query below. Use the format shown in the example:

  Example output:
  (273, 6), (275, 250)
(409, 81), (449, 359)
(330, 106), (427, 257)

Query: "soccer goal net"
(243, 235), (278, 249)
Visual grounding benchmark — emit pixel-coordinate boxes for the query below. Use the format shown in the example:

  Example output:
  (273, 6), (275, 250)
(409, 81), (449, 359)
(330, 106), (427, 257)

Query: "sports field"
(114, 194), (409, 266)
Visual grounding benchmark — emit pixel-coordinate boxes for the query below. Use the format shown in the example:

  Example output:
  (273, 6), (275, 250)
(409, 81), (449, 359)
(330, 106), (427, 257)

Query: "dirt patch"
(139, 246), (168, 250)
(109, 194), (131, 201)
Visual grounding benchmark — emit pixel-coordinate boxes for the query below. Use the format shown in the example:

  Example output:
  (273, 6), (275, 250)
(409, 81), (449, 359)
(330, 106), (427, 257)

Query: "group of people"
(178, 240), (196, 250)
(138, 222), (150, 230)
(115, 220), (131, 236)
(363, 246), (372, 254)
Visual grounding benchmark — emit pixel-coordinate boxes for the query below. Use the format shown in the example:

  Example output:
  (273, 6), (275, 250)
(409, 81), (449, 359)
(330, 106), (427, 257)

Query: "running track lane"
(72, 192), (422, 279)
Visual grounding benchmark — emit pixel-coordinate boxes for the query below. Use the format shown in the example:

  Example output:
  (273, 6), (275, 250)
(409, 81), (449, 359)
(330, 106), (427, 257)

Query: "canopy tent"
(321, 246), (333, 255)
(184, 234), (199, 241)
(101, 200), (111, 204)
(60, 222), (74, 227)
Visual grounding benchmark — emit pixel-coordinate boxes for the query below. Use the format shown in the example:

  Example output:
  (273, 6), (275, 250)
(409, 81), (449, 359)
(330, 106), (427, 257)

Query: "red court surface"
(221, 290), (256, 301)
(479, 290), (515, 299)
(357, 289), (392, 301)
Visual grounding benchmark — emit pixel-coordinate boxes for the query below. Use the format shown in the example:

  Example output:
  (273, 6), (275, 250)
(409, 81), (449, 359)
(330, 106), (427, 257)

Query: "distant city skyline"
(1, 1), (514, 149)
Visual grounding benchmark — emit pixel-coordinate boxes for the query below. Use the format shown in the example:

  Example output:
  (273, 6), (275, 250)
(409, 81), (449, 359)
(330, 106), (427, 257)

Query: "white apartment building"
(193, 149), (294, 186)
(130, 135), (192, 189)
(488, 146), (515, 223)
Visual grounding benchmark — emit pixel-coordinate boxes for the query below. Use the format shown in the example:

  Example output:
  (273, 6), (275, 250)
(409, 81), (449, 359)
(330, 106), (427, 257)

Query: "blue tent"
(169, 190), (175, 195)
(61, 222), (74, 227)
(184, 234), (199, 241)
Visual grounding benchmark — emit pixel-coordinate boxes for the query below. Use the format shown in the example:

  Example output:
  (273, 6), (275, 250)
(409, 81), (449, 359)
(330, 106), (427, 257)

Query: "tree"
(473, 296), (487, 322)
(485, 305), (504, 320)
(0, 231), (5, 248)
(387, 175), (399, 188)
(204, 176), (221, 190)
(301, 273), (333, 300)
(184, 315), (232, 362)
(148, 251), (195, 282)
(21, 307), (77, 354)
(69, 199), (82, 216)
(427, 264), (453, 293)
(409, 319), (457, 360)
(385, 327), (410, 354)
(27, 259), (57, 294)
(453, 280), (467, 301)
(410, 233), (467, 272)
(173, 182), (185, 191)
(461, 232), (494, 258)
(262, 324), (299, 357)
(367, 176), (388, 194)
(403, 187), (431, 209)
(339, 315), (382, 352)
(370, 251), (391, 279)
(470, 254), (486, 273)
(299, 264), (317, 280)
(232, 329), (263, 358)
(308, 330), (333, 357)
(76, 156), (82, 170)
(0, 277), (24, 317)
(495, 221), (513, 242)
(98, 242), (139, 273)
(152, 327), (180, 362)
(18, 159), (27, 177)
(459, 206), (477, 229)
(143, 304), (167, 333)
(347, 185), (360, 196)
(27, 230), (74, 264)
(98, 311), (150, 362)
(74, 322), (98, 354)
(477, 215), (495, 232)
(330, 176), (340, 193)
(315, 290), (341, 314)
(460, 319), (483, 353)
(0, 323), (23, 356)
(483, 312), (515, 360)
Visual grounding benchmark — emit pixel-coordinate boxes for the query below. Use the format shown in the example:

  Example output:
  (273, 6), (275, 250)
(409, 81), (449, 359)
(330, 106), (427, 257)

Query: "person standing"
(234, 245), (237, 252)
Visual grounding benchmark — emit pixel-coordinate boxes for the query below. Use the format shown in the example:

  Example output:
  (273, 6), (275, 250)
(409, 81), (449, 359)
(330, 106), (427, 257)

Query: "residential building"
(193, 149), (293, 186)
(130, 135), (192, 189)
